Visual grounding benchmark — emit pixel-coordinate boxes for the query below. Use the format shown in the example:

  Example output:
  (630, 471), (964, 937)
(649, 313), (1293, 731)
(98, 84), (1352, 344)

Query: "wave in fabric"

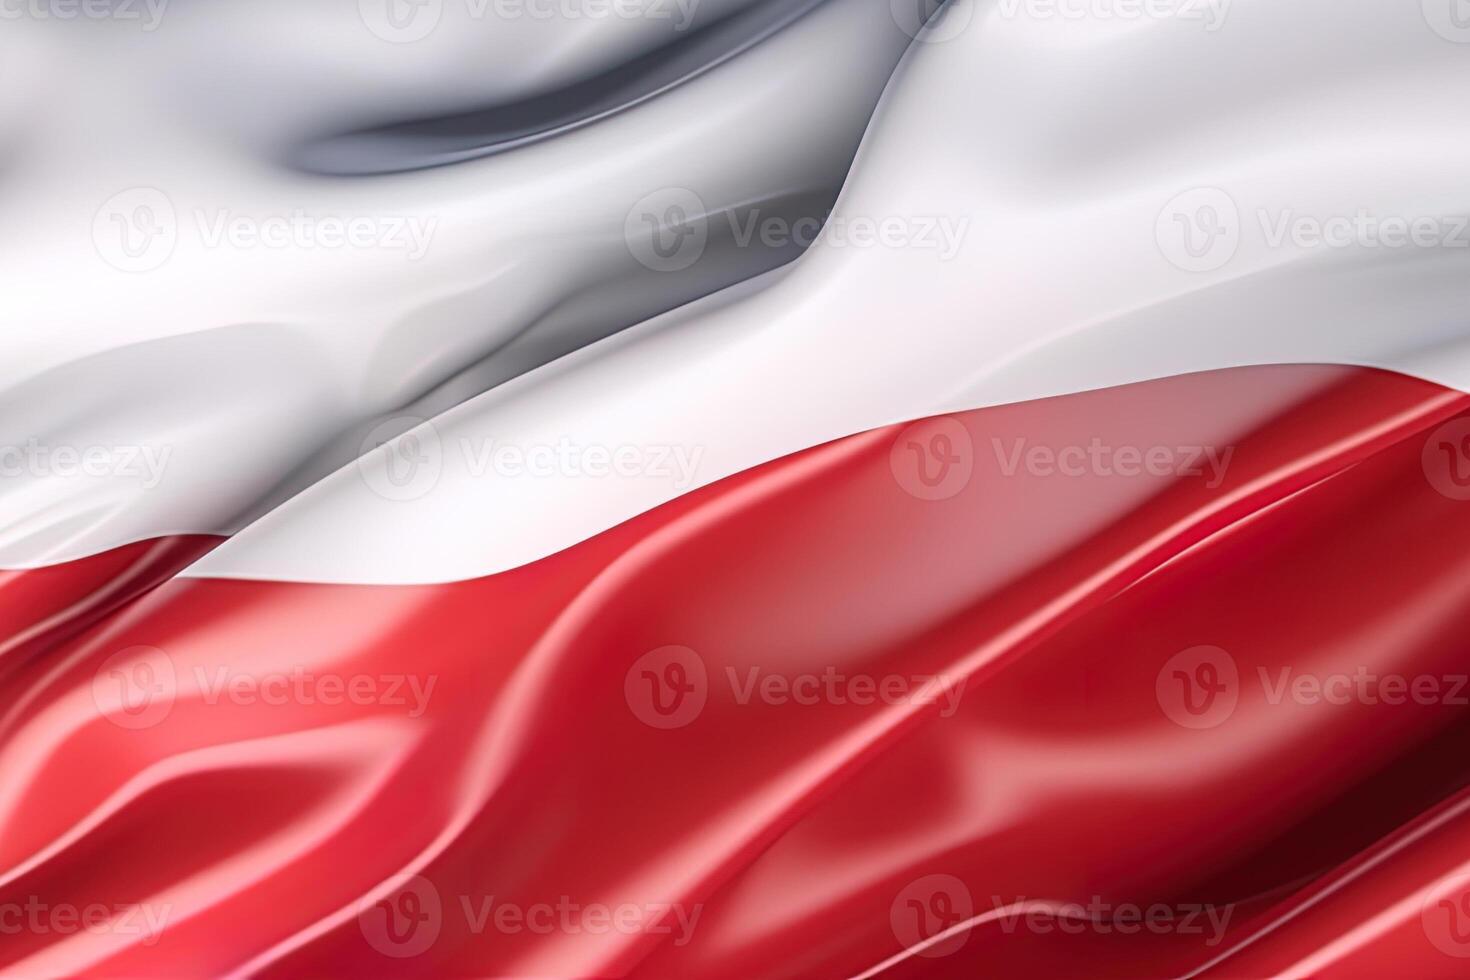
(7, 365), (1470, 975)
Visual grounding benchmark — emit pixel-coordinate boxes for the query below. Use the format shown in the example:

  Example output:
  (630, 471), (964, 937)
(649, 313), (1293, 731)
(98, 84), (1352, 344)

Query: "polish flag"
(4, 1), (1470, 977)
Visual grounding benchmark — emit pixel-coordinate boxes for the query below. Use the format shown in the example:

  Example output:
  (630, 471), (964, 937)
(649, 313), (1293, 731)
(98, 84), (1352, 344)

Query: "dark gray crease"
(227, 188), (836, 528)
(291, 0), (834, 175)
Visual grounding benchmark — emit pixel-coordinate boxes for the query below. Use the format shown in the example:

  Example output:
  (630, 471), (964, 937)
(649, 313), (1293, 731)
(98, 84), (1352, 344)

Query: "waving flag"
(3, 0), (1470, 975)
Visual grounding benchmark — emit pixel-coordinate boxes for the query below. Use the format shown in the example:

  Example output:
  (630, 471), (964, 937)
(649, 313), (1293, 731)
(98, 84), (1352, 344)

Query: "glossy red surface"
(0, 535), (218, 684)
(5, 365), (1470, 976)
